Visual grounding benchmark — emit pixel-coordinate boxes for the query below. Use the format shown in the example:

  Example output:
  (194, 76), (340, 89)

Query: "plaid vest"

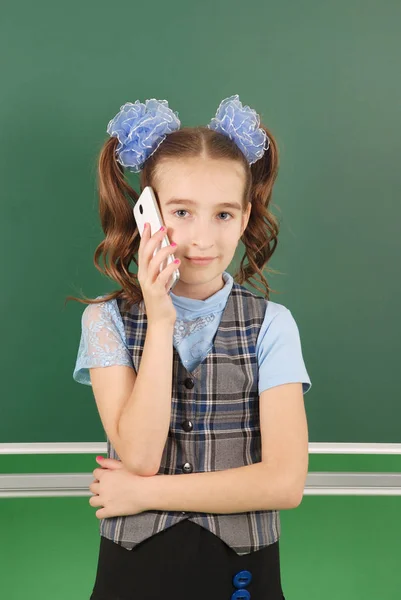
(100, 281), (280, 555)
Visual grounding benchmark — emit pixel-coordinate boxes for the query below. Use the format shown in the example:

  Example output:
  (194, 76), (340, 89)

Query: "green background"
(2, 0), (400, 445)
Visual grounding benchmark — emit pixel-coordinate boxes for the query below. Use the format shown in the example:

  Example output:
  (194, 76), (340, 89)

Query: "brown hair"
(65, 124), (281, 311)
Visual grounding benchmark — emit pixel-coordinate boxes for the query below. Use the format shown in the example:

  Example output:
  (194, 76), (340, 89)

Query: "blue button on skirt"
(90, 520), (285, 600)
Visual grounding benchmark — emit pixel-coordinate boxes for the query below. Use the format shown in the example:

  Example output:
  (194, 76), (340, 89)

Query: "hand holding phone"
(133, 186), (180, 326)
(133, 186), (180, 292)
(136, 224), (179, 326)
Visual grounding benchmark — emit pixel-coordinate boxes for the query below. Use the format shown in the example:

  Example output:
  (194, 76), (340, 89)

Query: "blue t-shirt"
(73, 271), (312, 395)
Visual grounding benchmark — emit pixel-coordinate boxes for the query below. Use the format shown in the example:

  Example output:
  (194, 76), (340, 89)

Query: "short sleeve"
(72, 297), (134, 386)
(258, 307), (312, 395)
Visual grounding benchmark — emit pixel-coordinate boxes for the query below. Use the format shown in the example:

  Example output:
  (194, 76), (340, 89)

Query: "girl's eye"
(174, 210), (233, 221)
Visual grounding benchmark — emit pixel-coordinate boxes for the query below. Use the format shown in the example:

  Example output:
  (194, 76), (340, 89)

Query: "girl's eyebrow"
(165, 198), (242, 211)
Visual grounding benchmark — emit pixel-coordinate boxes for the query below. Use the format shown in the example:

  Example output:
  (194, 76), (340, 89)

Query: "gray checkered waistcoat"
(99, 281), (280, 555)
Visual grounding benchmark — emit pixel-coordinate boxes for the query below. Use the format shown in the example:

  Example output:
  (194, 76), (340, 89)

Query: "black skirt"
(90, 520), (286, 600)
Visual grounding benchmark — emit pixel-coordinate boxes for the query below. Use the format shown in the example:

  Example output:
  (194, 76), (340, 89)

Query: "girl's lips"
(185, 257), (215, 264)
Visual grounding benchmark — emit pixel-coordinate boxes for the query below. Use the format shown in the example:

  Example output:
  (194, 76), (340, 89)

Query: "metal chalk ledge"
(1, 472), (401, 498)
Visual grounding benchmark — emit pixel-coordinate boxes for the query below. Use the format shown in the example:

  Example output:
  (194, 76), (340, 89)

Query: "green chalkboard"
(1, 0), (399, 444)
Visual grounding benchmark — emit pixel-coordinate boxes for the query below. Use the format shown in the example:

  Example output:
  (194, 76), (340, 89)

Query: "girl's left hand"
(89, 457), (149, 519)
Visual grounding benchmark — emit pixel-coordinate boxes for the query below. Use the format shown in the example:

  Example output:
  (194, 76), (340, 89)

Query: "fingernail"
(96, 456), (104, 461)
(159, 226), (165, 231)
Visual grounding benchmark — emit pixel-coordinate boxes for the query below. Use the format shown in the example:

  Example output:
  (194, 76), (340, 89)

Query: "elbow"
(125, 459), (160, 477)
(279, 485), (304, 510)
(275, 470), (305, 509)
(290, 487), (305, 508)
(288, 476), (307, 508)
(135, 465), (160, 477)
(117, 439), (161, 476)
(285, 463), (308, 508)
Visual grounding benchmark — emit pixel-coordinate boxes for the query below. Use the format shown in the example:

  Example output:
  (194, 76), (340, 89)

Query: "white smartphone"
(133, 186), (180, 292)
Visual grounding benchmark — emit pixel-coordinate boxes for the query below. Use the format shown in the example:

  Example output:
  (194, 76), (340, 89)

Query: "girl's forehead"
(157, 155), (243, 175)
(155, 158), (245, 199)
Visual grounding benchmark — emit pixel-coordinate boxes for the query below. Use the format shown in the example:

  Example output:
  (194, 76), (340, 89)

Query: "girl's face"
(154, 157), (251, 300)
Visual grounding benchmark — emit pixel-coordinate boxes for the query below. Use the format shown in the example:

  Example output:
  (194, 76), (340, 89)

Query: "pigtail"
(64, 137), (143, 310)
(235, 124), (281, 300)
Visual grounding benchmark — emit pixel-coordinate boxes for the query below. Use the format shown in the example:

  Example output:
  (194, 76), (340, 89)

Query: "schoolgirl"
(70, 94), (312, 599)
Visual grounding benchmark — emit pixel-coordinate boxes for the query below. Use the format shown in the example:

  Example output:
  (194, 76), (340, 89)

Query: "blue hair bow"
(207, 94), (270, 164)
(106, 99), (181, 173)
(107, 94), (269, 172)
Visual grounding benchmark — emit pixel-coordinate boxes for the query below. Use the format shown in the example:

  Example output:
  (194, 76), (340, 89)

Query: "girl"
(69, 95), (312, 600)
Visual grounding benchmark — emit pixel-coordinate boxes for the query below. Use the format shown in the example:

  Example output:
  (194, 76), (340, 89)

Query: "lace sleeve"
(72, 297), (134, 386)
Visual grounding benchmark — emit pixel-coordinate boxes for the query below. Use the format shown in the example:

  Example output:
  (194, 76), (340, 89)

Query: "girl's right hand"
(137, 223), (179, 327)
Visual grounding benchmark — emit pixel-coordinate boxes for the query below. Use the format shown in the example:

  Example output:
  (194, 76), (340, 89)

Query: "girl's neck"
(170, 272), (226, 301)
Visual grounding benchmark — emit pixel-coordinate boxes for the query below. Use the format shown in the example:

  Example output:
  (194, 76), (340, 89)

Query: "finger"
(97, 458), (123, 469)
(157, 257), (180, 288)
(139, 227), (169, 280)
(138, 221), (151, 251)
(138, 222), (161, 254)
(142, 226), (167, 264)
(137, 222), (150, 270)
(89, 481), (100, 493)
(148, 243), (177, 282)
(89, 494), (101, 507)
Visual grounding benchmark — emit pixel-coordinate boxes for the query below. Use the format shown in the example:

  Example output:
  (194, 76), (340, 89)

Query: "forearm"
(118, 322), (174, 476)
(145, 462), (300, 513)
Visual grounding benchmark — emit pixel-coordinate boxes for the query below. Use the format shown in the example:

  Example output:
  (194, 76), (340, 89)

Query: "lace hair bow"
(106, 94), (270, 173)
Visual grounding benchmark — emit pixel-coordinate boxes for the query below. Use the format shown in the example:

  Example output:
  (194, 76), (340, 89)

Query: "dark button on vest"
(182, 462), (193, 473)
(183, 377), (194, 389)
(181, 420), (193, 432)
